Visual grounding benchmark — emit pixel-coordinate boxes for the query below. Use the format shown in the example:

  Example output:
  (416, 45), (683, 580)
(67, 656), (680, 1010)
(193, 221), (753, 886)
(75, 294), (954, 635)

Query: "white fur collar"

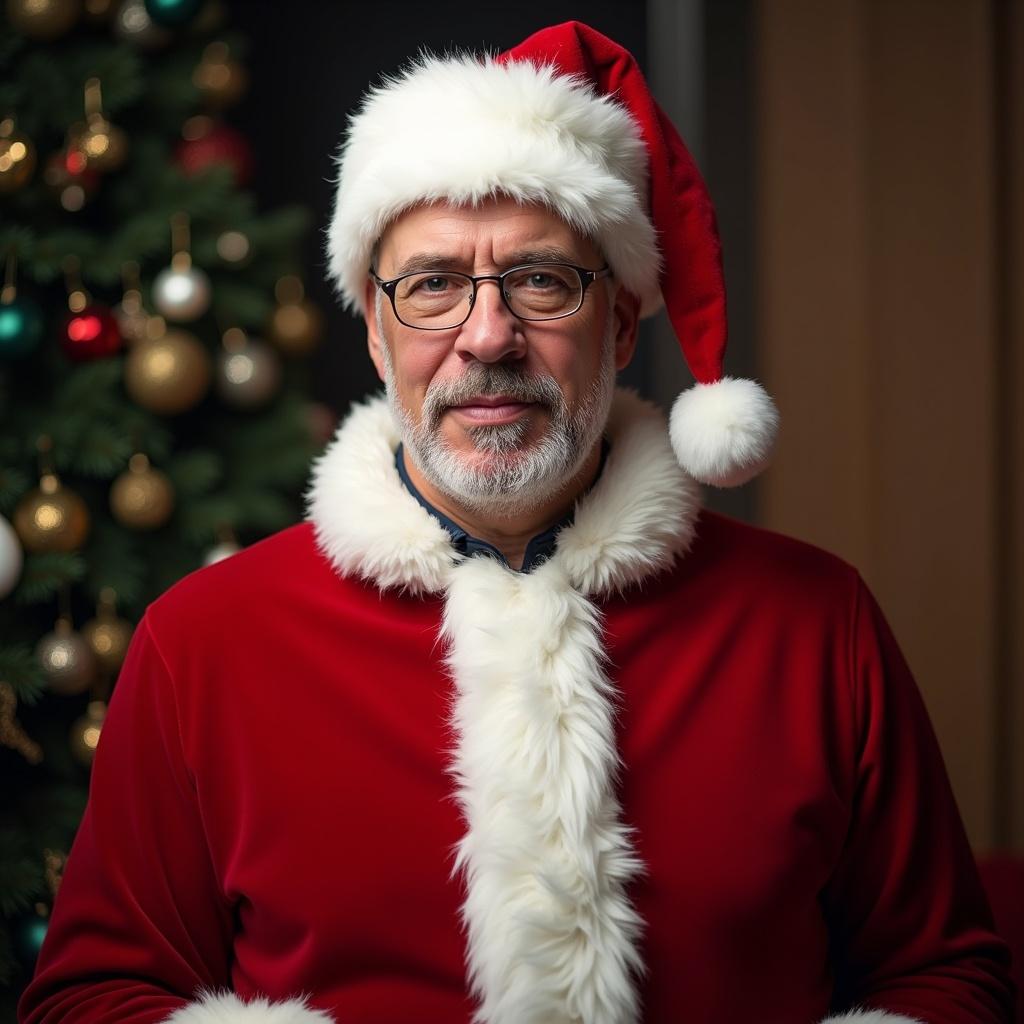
(305, 388), (701, 596)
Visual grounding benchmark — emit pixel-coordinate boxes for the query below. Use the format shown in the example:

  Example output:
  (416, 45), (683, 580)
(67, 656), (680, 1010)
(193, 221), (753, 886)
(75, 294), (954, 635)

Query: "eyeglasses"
(370, 262), (612, 331)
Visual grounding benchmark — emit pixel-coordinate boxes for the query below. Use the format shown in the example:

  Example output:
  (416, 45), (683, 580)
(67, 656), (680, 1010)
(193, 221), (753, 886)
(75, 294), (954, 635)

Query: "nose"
(452, 278), (527, 364)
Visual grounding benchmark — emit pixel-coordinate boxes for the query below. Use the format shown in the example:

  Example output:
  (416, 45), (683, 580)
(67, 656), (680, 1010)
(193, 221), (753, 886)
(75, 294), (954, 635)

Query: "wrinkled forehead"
(373, 196), (605, 275)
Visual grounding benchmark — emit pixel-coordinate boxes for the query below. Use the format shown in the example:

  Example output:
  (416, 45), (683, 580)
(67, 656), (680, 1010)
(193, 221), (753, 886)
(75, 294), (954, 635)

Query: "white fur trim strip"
(161, 989), (335, 1023)
(819, 1011), (923, 1024)
(444, 555), (644, 1023)
(326, 54), (661, 317)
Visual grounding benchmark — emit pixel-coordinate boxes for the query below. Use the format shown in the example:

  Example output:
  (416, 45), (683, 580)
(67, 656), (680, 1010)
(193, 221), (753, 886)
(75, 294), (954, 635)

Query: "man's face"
(364, 195), (639, 513)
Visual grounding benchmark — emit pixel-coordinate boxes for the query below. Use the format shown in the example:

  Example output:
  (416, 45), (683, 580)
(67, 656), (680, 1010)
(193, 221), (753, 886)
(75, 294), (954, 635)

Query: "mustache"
(422, 365), (564, 430)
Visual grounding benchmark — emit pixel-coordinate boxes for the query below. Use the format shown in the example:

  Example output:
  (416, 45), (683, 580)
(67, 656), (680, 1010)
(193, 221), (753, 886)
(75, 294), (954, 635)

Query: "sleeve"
(16, 614), (334, 1024)
(819, 575), (1017, 1024)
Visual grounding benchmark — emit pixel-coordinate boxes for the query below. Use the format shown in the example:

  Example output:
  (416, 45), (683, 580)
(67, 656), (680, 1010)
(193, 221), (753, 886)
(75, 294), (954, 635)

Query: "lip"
(448, 396), (536, 424)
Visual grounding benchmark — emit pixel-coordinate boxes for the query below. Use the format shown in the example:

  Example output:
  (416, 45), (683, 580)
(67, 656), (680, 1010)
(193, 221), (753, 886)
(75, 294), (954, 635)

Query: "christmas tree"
(0, 0), (327, 1007)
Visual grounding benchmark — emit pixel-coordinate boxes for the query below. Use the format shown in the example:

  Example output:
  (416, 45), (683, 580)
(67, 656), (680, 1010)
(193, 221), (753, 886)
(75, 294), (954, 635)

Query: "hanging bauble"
(144, 0), (202, 27)
(202, 526), (239, 565)
(12, 909), (48, 964)
(66, 117), (127, 174)
(61, 304), (122, 361)
(266, 276), (324, 356)
(193, 41), (248, 109)
(82, 0), (118, 20)
(70, 699), (106, 767)
(0, 513), (24, 599)
(82, 589), (133, 675)
(0, 118), (37, 193)
(43, 150), (100, 212)
(306, 401), (338, 448)
(175, 116), (252, 186)
(36, 618), (97, 697)
(110, 452), (175, 529)
(124, 327), (211, 414)
(151, 263), (211, 321)
(0, 294), (45, 358)
(113, 0), (170, 47)
(216, 229), (250, 264)
(216, 327), (281, 409)
(14, 474), (90, 553)
(113, 260), (151, 344)
(6, 0), (79, 39)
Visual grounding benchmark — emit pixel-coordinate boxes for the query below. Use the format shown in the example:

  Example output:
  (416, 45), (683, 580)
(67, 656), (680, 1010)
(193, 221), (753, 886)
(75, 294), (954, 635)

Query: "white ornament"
(0, 513), (24, 599)
(216, 336), (281, 409)
(203, 540), (242, 566)
(152, 264), (212, 322)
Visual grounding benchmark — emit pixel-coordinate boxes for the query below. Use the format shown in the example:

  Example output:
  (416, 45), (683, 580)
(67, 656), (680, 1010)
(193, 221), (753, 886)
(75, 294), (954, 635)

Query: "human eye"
(401, 272), (458, 298)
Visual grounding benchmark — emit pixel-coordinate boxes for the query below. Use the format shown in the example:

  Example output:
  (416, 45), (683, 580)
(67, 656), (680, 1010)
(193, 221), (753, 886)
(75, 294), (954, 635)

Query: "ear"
(611, 284), (641, 372)
(363, 276), (386, 383)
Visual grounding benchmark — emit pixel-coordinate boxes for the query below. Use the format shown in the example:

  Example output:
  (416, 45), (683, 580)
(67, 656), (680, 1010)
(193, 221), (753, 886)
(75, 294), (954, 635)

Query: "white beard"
(377, 294), (617, 517)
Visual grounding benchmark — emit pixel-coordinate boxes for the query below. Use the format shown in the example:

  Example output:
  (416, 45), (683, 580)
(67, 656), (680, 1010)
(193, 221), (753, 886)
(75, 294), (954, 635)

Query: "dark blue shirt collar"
(394, 439), (610, 574)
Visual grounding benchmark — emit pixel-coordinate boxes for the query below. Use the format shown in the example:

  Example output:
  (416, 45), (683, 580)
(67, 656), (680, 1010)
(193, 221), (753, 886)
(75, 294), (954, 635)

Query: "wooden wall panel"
(754, 0), (1006, 848)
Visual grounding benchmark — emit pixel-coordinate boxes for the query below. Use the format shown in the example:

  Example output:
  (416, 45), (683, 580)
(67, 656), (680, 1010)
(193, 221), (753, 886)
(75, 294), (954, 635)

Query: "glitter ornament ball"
(70, 700), (107, 767)
(124, 329), (211, 414)
(6, 0), (79, 38)
(61, 304), (122, 361)
(216, 330), (281, 409)
(82, 614), (133, 675)
(67, 117), (128, 174)
(110, 453), (175, 529)
(0, 294), (45, 358)
(266, 276), (324, 356)
(144, 0), (203, 27)
(0, 118), (37, 193)
(36, 621), (97, 697)
(114, 0), (171, 47)
(14, 475), (90, 553)
(152, 263), (211, 322)
(193, 41), (248, 108)
(175, 118), (252, 186)
(0, 513), (24, 598)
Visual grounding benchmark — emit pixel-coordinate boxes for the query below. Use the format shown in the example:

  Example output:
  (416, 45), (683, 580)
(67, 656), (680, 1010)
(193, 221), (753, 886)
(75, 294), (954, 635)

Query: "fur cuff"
(162, 989), (335, 1023)
(820, 1011), (923, 1024)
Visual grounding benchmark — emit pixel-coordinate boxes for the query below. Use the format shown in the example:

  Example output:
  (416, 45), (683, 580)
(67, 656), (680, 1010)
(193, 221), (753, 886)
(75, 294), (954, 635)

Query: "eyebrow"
(390, 246), (581, 278)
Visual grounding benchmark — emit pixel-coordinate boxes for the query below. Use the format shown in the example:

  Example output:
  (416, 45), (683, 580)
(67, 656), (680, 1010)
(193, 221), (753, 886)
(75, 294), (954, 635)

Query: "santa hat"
(326, 21), (779, 487)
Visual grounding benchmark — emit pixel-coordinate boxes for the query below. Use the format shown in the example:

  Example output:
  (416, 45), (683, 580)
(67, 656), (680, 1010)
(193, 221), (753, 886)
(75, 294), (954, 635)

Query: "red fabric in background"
(979, 857), (1024, 1024)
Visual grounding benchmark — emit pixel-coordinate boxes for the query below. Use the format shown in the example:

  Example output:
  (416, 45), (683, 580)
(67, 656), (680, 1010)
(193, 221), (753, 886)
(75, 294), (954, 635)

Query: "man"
(18, 21), (1014, 1024)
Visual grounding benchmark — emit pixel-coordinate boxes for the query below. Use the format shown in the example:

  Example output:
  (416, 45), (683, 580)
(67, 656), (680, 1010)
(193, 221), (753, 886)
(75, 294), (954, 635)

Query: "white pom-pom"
(669, 376), (779, 487)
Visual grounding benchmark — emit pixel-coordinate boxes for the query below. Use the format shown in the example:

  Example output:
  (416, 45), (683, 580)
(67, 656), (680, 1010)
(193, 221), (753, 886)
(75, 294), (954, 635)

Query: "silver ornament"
(152, 264), (212, 322)
(36, 622), (97, 696)
(216, 336), (281, 408)
(113, 0), (171, 47)
(203, 539), (242, 566)
(0, 513), (24, 599)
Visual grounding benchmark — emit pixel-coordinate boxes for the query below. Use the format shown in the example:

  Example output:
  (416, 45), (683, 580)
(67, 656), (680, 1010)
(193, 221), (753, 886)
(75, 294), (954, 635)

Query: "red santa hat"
(327, 20), (779, 487)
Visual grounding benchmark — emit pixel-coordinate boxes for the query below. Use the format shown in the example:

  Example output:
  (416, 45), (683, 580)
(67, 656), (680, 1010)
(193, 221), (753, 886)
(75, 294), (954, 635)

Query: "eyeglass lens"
(394, 264), (583, 328)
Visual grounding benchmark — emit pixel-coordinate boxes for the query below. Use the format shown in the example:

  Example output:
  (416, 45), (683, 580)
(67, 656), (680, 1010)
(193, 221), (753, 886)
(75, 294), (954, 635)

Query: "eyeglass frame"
(369, 262), (613, 331)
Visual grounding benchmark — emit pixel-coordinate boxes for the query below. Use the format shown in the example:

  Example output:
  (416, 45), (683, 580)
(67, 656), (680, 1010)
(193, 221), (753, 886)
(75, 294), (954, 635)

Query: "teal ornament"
(14, 912), (48, 963)
(143, 0), (203, 27)
(0, 295), (45, 358)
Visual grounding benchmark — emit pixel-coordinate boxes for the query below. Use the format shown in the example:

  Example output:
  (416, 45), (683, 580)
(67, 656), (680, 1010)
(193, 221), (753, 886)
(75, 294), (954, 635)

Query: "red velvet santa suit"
(17, 391), (1014, 1024)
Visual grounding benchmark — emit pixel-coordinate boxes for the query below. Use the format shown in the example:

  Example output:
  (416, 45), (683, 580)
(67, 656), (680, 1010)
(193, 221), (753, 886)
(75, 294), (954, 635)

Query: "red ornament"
(174, 121), (253, 186)
(62, 305), (123, 361)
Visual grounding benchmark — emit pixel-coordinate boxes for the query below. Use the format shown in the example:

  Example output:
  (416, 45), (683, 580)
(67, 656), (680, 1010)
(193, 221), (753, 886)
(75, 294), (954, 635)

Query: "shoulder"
(668, 508), (863, 613)
(144, 521), (338, 637)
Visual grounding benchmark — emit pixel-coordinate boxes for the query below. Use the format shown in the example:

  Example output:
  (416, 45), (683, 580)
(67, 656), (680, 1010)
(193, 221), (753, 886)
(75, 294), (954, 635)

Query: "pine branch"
(13, 552), (87, 606)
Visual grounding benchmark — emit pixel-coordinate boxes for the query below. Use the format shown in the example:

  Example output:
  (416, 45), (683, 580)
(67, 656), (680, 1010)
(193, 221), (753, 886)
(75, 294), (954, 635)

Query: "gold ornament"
(193, 41), (248, 109)
(114, 261), (150, 344)
(69, 699), (106, 767)
(81, 588), (133, 676)
(36, 617), (97, 697)
(6, 0), (80, 39)
(14, 472), (90, 553)
(66, 79), (128, 174)
(0, 118), (37, 193)
(110, 453), (175, 529)
(113, 0), (170, 47)
(124, 327), (211, 414)
(216, 229), (250, 264)
(266, 276), (324, 356)
(0, 681), (43, 765)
